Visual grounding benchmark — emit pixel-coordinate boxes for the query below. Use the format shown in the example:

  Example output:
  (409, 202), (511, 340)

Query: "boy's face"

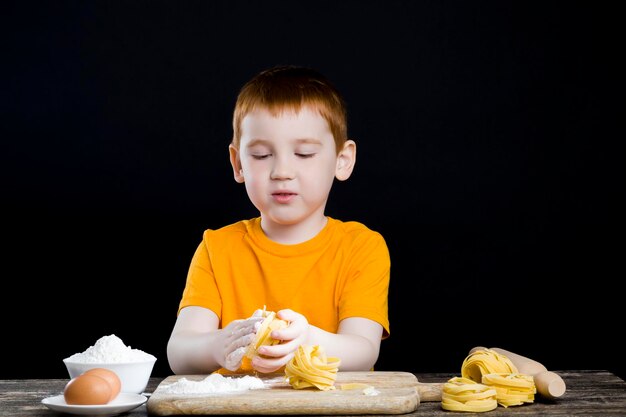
(230, 106), (354, 237)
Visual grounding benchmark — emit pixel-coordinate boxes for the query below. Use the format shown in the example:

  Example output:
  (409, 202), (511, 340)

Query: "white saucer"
(42, 392), (147, 416)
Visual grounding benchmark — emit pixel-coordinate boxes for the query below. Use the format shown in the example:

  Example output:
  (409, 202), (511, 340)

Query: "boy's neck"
(260, 215), (328, 245)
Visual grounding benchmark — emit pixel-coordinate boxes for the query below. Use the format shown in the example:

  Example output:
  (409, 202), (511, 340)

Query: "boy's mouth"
(272, 192), (297, 203)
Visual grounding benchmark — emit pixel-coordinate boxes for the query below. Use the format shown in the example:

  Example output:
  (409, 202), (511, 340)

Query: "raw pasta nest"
(441, 376), (498, 412)
(481, 373), (536, 407)
(461, 348), (518, 383)
(285, 345), (341, 391)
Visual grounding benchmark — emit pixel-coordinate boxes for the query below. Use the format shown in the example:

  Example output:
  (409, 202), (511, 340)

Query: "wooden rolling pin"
(470, 346), (566, 399)
(415, 381), (444, 402)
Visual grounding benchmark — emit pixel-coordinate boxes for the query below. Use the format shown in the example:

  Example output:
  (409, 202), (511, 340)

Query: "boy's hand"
(251, 309), (309, 373)
(220, 315), (264, 371)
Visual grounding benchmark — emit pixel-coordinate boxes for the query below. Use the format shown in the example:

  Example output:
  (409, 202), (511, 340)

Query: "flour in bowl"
(65, 334), (156, 363)
(163, 373), (266, 394)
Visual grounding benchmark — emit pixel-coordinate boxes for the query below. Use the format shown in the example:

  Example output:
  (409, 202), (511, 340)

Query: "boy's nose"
(270, 156), (295, 180)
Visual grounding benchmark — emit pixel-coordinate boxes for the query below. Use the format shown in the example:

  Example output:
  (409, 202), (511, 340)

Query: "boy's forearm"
(306, 325), (381, 371)
(167, 331), (222, 374)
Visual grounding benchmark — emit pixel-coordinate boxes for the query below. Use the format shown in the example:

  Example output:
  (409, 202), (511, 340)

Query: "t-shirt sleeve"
(177, 231), (223, 317)
(338, 229), (391, 338)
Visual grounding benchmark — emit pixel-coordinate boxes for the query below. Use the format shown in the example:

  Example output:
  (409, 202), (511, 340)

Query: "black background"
(3, 1), (624, 381)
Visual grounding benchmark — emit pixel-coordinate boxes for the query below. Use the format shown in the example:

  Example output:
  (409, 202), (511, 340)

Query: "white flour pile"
(163, 373), (266, 394)
(363, 386), (380, 396)
(65, 334), (156, 363)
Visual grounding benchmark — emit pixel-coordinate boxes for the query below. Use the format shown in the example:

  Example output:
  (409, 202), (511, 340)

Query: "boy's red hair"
(232, 66), (348, 153)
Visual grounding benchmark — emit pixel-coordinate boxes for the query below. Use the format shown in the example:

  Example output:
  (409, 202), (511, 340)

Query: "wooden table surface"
(2, 370), (625, 416)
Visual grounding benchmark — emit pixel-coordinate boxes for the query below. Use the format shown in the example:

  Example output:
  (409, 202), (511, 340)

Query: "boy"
(167, 65), (390, 374)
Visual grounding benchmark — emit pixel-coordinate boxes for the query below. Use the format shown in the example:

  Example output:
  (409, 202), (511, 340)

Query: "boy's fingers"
(252, 352), (294, 373)
(258, 340), (298, 357)
(224, 346), (246, 371)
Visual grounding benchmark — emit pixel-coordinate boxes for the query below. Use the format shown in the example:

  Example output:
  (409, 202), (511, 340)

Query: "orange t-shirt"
(178, 217), (390, 338)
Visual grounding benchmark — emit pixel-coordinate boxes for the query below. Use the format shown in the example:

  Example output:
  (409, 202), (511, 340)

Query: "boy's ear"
(229, 144), (245, 183)
(335, 140), (356, 181)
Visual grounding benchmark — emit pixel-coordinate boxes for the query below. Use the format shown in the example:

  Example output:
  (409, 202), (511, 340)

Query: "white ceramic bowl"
(63, 358), (156, 394)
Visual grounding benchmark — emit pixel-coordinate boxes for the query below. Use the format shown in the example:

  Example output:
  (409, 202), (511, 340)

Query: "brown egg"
(64, 374), (112, 405)
(83, 368), (121, 401)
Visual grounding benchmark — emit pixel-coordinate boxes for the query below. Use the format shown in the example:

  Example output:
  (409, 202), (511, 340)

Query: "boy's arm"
(314, 317), (383, 370)
(167, 306), (262, 374)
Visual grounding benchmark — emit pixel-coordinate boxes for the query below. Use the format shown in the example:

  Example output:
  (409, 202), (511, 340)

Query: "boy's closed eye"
(294, 143), (321, 158)
(251, 153), (272, 160)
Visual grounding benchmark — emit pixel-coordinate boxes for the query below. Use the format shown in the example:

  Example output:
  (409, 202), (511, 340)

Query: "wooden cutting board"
(147, 371), (442, 415)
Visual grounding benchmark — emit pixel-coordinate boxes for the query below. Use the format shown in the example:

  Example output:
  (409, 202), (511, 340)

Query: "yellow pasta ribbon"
(285, 345), (341, 391)
(441, 376), (498, 412)
(340, 383), (373, 390)
(461, 348), (518, 383)
(245, 307), (288, 359)
(481, 373), (536, 407)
